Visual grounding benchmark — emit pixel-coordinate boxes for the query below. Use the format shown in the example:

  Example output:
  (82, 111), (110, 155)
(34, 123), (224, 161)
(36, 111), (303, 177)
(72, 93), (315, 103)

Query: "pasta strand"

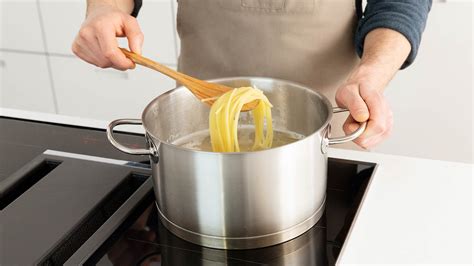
(209, 86), (273, 152)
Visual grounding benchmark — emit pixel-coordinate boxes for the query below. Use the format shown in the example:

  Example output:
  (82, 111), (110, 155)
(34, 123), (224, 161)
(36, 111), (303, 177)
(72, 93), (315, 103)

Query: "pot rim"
(141, 76), (333, 155)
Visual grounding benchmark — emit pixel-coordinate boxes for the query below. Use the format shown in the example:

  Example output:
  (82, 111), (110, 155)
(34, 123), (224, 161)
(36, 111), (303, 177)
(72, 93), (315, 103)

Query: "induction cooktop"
(0, 117), (376, 265)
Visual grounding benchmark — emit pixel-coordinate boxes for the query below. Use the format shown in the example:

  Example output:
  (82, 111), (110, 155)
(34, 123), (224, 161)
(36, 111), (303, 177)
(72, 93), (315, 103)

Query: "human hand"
(335, 68), (393, 149)
(72, 2), (144, 70)
(335, 28), (411, 149)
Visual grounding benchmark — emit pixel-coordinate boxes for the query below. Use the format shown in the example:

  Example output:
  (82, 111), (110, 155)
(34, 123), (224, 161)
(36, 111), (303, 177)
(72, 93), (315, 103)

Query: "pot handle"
(327, 107), (367, 145)
(106, 119), (155, 155)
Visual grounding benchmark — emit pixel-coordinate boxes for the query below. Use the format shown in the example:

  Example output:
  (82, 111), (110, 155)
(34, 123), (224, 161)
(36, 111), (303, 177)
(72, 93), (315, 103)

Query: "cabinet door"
(172, 0), (180, 58)
(39, 0), (177, 65)
(137, 0), (177, 65)
(50, 56), (176, 121)
(37, 0), (85, 55)
(0, 0), (45, 52)
(0, 52), (56, 113)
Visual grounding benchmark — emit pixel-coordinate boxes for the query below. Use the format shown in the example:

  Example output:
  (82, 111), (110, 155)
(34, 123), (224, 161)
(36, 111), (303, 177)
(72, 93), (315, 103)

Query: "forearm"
(336, 28), (409, 148)
(337, 0), (431, 148)
(351, 28), (411, 91)
(355, 0), (432, 69)
(86, 0), (134, 15)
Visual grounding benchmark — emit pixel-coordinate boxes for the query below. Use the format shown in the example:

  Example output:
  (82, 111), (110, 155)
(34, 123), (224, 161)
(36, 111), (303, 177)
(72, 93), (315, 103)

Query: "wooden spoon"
(120, 48), (257, 111)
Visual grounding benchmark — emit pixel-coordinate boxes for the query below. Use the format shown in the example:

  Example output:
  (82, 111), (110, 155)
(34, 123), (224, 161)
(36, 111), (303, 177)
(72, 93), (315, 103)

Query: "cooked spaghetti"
(206, 86), (273, 152)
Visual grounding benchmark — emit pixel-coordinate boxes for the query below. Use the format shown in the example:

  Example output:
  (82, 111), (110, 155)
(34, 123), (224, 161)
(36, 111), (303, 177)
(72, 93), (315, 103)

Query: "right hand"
(72, 3), (144, 70)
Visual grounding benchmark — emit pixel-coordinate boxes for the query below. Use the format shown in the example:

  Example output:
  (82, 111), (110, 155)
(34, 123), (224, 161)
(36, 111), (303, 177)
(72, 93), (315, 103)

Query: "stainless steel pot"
(107, 77), (365, 249)
(157, 209), (328, 265)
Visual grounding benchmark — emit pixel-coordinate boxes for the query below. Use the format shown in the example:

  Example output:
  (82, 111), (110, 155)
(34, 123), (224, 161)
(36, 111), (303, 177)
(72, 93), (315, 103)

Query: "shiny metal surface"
(107, 77), (365, 249)
(328, 108), (367, 145)
(155, 202), (328, 265)
(156, 199), (325, 250)
(106, 119), (152, 155)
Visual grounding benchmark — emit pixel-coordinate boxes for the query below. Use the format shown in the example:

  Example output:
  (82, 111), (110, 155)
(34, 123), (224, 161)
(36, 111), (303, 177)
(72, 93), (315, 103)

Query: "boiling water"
(172, 126), (305, 152)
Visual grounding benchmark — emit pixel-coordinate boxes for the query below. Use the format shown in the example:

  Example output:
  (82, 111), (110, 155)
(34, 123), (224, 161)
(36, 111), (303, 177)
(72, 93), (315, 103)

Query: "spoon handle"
(120, 48), (189, 84)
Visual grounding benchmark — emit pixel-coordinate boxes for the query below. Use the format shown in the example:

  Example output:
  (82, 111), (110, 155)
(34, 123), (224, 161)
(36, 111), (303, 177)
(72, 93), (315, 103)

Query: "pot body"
(151, 122), (327, 249)
(108, 77), (366, 249)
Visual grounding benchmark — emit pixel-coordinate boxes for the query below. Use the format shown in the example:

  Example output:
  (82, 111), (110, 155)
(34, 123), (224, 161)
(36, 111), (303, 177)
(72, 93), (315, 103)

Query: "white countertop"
(1, 108), (473, 264)
(330, 149), (472, 265)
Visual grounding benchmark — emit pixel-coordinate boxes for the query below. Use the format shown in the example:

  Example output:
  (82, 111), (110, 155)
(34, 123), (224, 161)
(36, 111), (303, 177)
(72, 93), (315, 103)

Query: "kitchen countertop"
(330, 148), (472, 264)
(1, 107), (472, 264)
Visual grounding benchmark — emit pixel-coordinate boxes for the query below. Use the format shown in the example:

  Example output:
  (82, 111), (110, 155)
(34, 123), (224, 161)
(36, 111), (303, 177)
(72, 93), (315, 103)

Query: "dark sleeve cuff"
(355, 0), (432, 69)
(131, 0), (143, 17)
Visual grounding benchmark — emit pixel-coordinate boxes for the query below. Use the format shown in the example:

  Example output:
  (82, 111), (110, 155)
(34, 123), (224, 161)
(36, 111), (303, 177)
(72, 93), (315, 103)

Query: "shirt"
(355, 0), (432, 68)
(132, 0), (432, 69)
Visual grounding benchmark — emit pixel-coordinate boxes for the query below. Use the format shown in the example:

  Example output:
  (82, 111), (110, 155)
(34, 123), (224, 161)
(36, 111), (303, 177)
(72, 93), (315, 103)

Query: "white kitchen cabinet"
(49, 55), (176, 121)
(38, 0), (127, 55)
(137, 0), (177, 65)
(0, 52), (56, 113)
(374, 2), (473, 163)
(0, 0), (46, 52)
(37, 0), (86, 55)
(171, 0), (180, 58)
(39, 0), (177, 65)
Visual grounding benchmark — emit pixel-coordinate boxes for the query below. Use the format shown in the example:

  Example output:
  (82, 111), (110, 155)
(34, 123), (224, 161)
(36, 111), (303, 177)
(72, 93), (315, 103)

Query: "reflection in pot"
(107, 77), (366, 249)
(158, 209), (328, 265)
(107, 204), (328, 266)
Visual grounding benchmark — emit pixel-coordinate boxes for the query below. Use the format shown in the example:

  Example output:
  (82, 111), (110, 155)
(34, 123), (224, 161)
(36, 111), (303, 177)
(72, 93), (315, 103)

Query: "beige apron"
(176, 0), (361, 150)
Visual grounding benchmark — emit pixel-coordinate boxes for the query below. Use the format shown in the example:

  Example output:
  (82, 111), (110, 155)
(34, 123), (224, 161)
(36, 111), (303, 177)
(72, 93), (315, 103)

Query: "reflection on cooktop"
(87, 162), (374, 266)
(0, 117), (376, 265)
(0, 117), (147, 181)
(96, 200), (328, 265)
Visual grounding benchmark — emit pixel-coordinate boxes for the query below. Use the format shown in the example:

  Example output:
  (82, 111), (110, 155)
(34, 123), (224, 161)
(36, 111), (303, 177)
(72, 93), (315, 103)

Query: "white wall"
(1, 1), (472, 163)
(373, 2), (473, 163)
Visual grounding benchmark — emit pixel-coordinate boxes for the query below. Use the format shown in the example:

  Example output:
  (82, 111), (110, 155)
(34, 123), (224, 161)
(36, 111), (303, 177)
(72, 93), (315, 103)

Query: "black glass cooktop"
(0, 117), (375, 265)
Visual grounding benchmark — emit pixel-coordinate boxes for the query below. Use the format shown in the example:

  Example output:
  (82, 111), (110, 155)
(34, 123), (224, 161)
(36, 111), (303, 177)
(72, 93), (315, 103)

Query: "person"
(72, 0), (431, 149)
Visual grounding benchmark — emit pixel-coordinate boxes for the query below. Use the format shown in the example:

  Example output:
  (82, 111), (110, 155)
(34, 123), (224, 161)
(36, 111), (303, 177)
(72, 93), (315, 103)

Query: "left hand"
(335, 72), (393, 149)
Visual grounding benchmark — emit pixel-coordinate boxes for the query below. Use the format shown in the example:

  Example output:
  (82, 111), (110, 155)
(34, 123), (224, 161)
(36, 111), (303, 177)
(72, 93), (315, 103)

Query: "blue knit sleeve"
(355, 0), (432, 69)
